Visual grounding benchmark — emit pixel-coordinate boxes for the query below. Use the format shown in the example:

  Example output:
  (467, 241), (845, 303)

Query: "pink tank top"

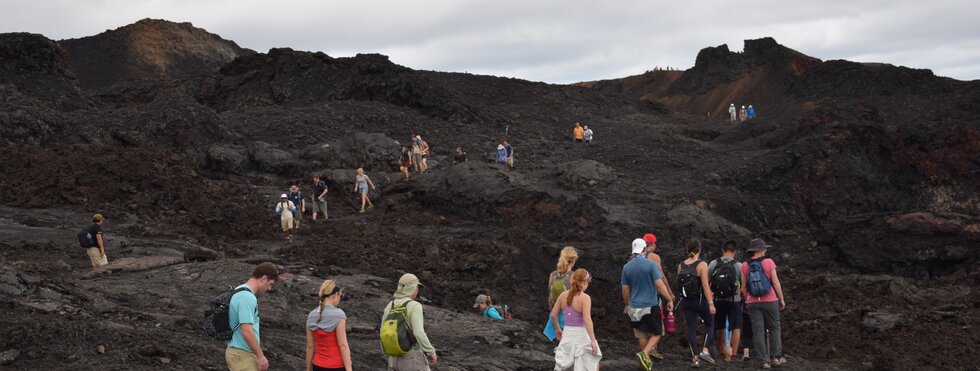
(563, 304), (585, 327)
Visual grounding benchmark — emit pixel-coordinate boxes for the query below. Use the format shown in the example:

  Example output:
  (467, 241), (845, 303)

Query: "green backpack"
(380, 300), (417, 356)
(549, 271), (572, 304)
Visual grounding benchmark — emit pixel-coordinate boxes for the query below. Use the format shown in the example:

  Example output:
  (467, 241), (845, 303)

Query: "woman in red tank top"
(305, 280), (351, 371)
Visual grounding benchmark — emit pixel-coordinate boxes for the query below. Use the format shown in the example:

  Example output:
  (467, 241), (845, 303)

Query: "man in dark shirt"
(311, 176), (329, 222)
(453, 147), (467, 165)
(85, 214), (108, 270)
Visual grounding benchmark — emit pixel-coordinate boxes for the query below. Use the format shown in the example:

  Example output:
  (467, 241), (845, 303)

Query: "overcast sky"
(3, 0), (978, 83)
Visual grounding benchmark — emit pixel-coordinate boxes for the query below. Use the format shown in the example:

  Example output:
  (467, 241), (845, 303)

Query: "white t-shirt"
(275, 200), (296, 220)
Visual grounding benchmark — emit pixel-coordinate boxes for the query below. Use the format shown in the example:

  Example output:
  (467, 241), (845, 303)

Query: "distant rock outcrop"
(59, 18), (254, 90)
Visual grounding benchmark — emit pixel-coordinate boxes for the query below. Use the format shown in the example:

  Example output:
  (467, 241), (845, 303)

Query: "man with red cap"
(642, 233), (674, 355)
(642, 234), (673, 301)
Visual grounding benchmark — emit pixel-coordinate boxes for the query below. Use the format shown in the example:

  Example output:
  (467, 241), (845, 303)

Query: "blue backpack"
(746, 258), (772, 297)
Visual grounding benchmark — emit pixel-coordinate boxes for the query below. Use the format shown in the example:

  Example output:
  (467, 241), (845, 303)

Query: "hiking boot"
(691, 359), (701, 368)
(772, 357), (787, 366)
(635, 352), (652, 371)
(359, 209), (365, 213)
(698, 351), (716, 365)
(649, 349), (664, 360)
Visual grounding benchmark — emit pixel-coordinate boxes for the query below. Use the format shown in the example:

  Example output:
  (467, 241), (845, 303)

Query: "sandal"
(761, 363), (771, 369)
(773, 357), (787, 366)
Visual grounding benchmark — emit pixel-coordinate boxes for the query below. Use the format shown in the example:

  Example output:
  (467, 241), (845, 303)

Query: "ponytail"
(566, 268), (590, 307)
(556, 246), (579, 275)
(686, 239), (702, 259)
(316, 280), (338, 323)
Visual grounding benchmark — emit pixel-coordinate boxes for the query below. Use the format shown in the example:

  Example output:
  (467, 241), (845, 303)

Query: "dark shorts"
(312, 365), (345, 371)
(713, 301), (743, 330)
(574, 138), (583, 143)
(630, 310), (663, 337)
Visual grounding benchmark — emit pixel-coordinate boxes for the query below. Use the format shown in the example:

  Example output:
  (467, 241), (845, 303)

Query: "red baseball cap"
(643, 233), (657, 243)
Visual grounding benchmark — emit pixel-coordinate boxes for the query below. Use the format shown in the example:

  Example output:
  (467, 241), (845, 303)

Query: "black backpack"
(77, 227), (95, 248)
(677, 262), (702, 299)
(710, 259), (739, 299)
(203, 287), (251, 340)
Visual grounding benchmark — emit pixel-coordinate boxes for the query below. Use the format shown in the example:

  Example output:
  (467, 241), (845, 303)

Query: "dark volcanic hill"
(0, 22), (978, 371)
(590, 37), (980, 124)
(59, 18), (254, 90)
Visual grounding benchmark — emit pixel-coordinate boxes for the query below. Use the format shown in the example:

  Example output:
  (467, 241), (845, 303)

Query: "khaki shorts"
(86, 247), (108, 268)
(280, 218), (294, 231)
(387, 350), (430, 371)
(311, 199), (328, 214)
(506, 156), (514, 166)
(225, 347), (259, 371)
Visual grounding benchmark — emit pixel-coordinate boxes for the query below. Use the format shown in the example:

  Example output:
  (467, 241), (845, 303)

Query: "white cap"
(497, 144), (505, 150)
(280, 194), (288, 198)
(631, 238), (646, 254)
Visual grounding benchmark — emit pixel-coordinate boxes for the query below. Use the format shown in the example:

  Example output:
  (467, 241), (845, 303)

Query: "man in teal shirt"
(226, 262), (279, 371)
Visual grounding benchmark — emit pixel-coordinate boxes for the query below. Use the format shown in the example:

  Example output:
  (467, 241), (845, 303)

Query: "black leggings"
(680, 296), (715, 356)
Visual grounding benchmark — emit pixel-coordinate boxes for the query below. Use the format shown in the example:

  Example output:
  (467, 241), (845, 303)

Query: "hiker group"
(573, 122), (594, 143)
(729, 103), (757, 122)
(541, 236), (786, 370)
(206, 263), (437, 371)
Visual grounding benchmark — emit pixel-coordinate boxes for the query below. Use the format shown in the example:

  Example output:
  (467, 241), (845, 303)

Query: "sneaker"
(772, 357), (787, 366)
(359, 209), (365, 213)
(649, 349), (664, 360)
(741, 353), (751, 362)
(691, 359), (701, 368)
(761, 363), (771, 369)
(635, 352), (652, 371)
(698, 351), (716, 365)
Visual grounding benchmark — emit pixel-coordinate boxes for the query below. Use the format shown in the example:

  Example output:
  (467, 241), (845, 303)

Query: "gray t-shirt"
(306, 304), (346, 332)
(707, 256), (742, 302)
(356, 174), (369, 189)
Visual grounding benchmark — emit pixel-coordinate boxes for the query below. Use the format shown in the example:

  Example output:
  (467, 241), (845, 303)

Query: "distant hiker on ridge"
(747, 105), (757, 120)
(729, 104), (737, 123)
(418, 135), (430, 174)
(739, 106), (748, 122)
(573, 123), (585, 143)
(583, 126), (594, 144)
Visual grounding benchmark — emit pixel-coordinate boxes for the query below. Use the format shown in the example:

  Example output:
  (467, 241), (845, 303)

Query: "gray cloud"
(2, 0), (977, 83)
